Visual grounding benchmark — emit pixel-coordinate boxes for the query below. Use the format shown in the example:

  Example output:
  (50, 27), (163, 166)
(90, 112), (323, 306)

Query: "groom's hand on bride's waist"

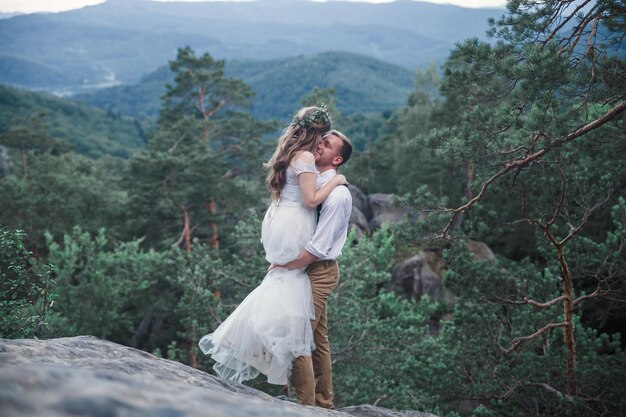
(270, 251), (319, 271)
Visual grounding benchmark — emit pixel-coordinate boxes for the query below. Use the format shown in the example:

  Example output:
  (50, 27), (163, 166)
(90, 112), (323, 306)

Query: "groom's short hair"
(324, 129), (352, 166)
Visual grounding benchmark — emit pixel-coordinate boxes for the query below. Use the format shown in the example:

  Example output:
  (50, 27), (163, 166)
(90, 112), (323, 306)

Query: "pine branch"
(573, 284), (608, 306)
(500, 321), (568, 354)
(439, 100), (626, 238)
(525, 382), (576, 402)
(543, 0), (594, 47)
(493, 295), (566, 309)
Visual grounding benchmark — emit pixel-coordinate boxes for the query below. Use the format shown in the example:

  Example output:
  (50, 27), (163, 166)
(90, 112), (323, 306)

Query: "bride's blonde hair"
(265, 106), (332, 199)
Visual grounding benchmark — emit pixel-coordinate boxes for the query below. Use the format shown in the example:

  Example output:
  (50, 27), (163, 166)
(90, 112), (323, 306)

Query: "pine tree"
(400, 0), (626, 413)
(125, 47), (276, 251)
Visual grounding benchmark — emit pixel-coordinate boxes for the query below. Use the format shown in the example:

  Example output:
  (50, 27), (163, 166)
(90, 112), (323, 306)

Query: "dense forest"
(74, 51), (416, 121)
(2, 1), (626, 417)
(0, 85), (146, 157)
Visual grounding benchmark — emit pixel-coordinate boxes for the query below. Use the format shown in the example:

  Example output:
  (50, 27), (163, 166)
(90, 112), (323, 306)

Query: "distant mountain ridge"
(75, 51), (415, 120)
(0, 0), (503, 92)
(0, 12), (22, 19)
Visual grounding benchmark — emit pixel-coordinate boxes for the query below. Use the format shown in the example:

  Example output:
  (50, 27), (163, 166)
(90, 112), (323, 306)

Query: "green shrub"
(0, 227), (56, 338)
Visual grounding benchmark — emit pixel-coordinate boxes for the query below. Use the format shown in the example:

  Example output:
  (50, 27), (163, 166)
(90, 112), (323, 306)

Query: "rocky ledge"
(0, 336), (436, 417)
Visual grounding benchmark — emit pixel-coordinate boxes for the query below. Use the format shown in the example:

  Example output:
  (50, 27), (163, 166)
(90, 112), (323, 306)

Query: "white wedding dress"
(199, 157), (318, 385)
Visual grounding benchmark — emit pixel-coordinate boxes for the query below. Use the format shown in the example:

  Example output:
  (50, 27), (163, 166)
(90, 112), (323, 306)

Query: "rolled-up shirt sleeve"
(304, 186), (352, 260)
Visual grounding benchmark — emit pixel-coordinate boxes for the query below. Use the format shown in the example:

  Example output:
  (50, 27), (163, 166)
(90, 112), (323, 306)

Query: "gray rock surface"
(392, 252), (455, 308)
(467, 240), (497, 264)
(391, 240), (497, 308)
(342, 405), (438, 417)
(348, 185), (371, 220)
(0, 336), (436, 417)
(350, 206), (370, 240)
(367, 194), (422, 231)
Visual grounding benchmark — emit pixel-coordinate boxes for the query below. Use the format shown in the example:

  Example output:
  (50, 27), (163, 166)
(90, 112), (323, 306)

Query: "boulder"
(391, 252), (455, 308)
(368, 193), (395, 218)
(0, 336), (437, 417)
(467, 240), (497, 264)
(390, 240), (497, 309)
(349, 206), (370, 240)
(367, 194), (422, 231)
(348, 185), (371, 220)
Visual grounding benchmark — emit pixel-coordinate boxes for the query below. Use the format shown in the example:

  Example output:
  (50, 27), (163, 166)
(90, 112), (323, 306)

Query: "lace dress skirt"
(199, 199), (316, 385)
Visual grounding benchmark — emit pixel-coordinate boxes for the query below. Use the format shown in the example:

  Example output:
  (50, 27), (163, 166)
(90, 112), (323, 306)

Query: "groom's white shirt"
(304, 169), (352, 260)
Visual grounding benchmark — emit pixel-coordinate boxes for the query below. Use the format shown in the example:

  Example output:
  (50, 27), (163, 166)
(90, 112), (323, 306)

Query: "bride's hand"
(334, 174), (348, 185)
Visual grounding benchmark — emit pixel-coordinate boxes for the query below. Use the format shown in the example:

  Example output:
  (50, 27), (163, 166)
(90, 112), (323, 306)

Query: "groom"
(272, 129), (353, 408)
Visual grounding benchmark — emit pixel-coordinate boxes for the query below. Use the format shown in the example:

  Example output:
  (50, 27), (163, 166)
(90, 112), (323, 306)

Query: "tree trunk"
(182, 208), (191, 253)
(197, 87), (210, 142)
(186, 329), (197, 368)
(454, 161), (475, 230)
(207, 198), (219, 250)
(465, 160), (474, 201)
(557, 246), (577, 395)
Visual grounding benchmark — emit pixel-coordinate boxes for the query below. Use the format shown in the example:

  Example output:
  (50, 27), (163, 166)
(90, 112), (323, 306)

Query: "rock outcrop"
(392, 252), (455, 308)
(348, 185), (371, 221)
(366, 194), (422, 231)
(347, 187), (423, 237)
(0, 336), (437, 417)
(390, 241), (497, 308)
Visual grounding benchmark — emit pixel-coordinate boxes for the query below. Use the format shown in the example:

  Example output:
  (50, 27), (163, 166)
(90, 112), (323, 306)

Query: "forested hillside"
(75, 51), (414, 120)
(2, 1), (625, 417)
(0, 85), (145, 157)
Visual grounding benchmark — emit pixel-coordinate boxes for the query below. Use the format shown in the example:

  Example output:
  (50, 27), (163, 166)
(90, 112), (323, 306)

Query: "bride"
(198, 105), (347, 385)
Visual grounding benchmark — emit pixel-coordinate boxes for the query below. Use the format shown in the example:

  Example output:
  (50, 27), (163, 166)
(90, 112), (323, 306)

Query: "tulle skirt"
(199, 200), (316, 385)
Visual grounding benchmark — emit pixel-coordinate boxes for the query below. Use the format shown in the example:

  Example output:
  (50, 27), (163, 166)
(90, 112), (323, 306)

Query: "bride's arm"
(296, 151), (347, 208)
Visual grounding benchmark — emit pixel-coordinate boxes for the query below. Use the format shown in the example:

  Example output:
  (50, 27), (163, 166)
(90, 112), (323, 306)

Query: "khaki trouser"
(291, 260), (339, 408)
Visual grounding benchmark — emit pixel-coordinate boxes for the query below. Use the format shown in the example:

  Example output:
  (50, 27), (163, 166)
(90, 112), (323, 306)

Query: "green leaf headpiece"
(292, 104), (331, 129)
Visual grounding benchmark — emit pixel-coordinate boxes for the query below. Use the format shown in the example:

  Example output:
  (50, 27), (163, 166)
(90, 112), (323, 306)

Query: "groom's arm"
(271, 187), (351, 271)
(270, 249), (318, 271)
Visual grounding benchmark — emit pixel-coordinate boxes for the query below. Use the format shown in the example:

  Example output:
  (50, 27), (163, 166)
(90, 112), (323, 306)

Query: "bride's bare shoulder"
(291, 150), (315, 165)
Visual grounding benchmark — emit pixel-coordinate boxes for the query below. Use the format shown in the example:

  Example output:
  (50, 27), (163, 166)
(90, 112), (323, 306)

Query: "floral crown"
(292, 104), (331, 129)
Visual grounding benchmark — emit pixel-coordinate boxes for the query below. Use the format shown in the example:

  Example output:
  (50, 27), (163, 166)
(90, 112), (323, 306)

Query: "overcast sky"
(1, 0), (507, 14)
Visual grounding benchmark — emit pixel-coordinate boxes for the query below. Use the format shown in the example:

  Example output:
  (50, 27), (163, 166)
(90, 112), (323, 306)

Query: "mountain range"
(75, 50), (416, 120)
(0, 0), (503, 93)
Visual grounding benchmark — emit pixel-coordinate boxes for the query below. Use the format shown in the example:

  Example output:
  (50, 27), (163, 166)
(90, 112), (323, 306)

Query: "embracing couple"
(199, 105), (353, 408)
